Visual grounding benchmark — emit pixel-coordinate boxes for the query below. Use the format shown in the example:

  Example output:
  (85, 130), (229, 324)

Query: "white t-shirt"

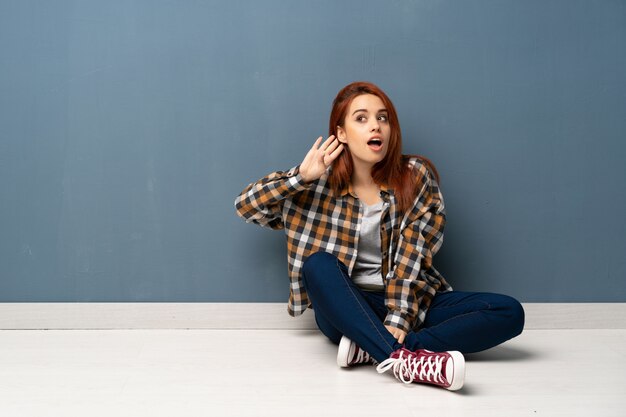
(352, 200), (385, 291)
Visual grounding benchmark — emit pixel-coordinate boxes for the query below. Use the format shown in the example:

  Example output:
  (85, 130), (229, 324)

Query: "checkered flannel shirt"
(234, 156), (452, 332)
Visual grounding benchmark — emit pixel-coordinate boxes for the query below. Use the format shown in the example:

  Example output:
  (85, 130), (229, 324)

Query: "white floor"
(0, 329), (624, 417)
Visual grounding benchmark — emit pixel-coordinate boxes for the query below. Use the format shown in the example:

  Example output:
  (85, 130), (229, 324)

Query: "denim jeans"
(302, 251), (525, 363)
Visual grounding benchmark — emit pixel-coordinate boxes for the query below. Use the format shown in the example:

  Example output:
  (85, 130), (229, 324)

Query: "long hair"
(327, 81), (440, 213)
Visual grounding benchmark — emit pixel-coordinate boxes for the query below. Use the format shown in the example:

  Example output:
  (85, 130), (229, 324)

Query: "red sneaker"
(376, 348), (465, 391)
(337, 336), (376, 368)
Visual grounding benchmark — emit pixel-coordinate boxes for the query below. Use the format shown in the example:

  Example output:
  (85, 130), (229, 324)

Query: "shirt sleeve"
(384, 163), (446, 333)
(234, 165), (312, 230)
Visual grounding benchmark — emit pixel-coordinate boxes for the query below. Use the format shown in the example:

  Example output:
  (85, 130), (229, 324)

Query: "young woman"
(235, 81), (524, 391)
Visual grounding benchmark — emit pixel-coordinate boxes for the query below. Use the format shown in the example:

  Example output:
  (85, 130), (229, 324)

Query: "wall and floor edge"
(0, 303), (624, 330)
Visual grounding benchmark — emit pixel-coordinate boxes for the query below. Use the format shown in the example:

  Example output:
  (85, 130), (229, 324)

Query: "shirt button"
(382, 251), (388, 257)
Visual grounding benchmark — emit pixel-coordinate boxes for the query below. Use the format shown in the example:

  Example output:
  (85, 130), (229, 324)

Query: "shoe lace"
(376, 350), (445, 384)
(353, 347), (371, 364)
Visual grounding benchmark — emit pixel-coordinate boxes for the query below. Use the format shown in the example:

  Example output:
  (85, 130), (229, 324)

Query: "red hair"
(328, 81), (440, 213)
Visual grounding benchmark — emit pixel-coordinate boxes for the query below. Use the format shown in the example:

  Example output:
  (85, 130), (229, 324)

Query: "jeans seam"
(423, 301), (492, 332)
(428, 300), (492, 313)
(334, 258), (395, 352)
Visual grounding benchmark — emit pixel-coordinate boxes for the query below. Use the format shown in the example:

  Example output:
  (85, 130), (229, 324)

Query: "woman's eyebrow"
(351, 108), (388, 116)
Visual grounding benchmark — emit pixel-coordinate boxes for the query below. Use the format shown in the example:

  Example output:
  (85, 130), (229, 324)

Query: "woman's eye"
(378, 115), (388, 121)
(356, 116), (366, 122)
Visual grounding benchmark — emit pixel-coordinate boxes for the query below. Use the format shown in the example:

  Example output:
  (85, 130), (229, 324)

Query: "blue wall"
(1, 0), (624, 302)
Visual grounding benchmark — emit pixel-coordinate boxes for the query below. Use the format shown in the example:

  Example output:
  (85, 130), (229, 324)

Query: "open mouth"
(367, 138), (383, 151)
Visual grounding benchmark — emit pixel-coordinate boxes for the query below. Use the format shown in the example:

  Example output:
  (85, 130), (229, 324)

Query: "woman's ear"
(336, 126), (347, 144)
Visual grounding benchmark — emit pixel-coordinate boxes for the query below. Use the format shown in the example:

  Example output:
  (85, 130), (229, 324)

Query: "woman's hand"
(299, 135), (344, 183)
(385, 325), (407, 344)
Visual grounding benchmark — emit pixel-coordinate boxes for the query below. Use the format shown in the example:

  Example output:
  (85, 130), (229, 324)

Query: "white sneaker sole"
(337, 336), (353, 368)
(446, 351), (465, 391)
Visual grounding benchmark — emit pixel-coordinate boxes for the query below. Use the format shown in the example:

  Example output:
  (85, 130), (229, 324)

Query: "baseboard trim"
(0, 303), (624, 330)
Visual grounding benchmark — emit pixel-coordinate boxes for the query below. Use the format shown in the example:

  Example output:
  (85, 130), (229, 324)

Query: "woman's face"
(336, 94), (391, 170)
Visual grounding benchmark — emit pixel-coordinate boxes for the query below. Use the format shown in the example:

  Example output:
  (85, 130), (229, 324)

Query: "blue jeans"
(302, 251), (525, 363)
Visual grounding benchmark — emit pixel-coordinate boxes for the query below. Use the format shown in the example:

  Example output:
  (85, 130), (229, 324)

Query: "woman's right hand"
(299, 135), (344, 183)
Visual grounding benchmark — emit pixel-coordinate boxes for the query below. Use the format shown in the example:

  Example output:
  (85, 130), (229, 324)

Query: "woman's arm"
(384, 162), (447, 334)
(234, 135), (343, 229)
(234, 166), (310, 229)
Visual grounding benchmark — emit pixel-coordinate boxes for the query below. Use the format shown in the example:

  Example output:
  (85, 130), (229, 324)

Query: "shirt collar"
(338, 181), (392, 198)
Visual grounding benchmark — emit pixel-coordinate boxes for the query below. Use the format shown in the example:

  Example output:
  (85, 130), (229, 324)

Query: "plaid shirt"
(234, 156), (452, 332)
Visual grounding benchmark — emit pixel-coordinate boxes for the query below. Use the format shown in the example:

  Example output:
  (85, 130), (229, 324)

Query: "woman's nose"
(370, 120), (380, 132)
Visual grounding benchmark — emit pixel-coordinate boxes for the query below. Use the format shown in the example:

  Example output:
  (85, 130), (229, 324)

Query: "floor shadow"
(465, 345), (536, 362)
(452, 383), (479, 396)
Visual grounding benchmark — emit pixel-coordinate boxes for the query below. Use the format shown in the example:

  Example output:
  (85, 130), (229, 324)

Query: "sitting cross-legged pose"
(235, 81), (524, 391)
